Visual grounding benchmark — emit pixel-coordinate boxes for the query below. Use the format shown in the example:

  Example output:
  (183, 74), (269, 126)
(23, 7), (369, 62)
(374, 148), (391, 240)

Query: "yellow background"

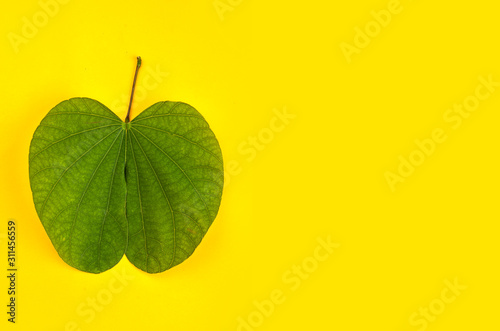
(1, 0), (499, 330)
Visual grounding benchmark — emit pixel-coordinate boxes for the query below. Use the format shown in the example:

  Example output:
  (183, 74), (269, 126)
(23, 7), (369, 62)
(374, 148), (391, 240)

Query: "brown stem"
(125, 56), (142, 123)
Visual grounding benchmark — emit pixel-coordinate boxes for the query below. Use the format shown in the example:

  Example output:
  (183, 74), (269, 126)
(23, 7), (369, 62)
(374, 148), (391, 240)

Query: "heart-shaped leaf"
(29, 59), (224, 274)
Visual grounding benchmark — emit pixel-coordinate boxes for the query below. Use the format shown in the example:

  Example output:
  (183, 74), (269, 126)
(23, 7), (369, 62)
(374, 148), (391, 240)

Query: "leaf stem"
(125, 56), (142, 123)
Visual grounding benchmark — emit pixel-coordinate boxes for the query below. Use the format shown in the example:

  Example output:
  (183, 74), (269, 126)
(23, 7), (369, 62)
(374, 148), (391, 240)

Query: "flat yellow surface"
(1, 0), (499, 330)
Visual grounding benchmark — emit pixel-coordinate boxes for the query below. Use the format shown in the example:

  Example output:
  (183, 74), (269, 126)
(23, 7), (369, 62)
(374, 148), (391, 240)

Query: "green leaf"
(29, 97), (224, 274)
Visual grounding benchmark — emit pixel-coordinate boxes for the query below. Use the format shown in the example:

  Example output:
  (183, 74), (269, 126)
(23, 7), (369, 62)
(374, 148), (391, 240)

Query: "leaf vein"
(66, 129), (123, 263)
(130, 129), (176, 270)
(132, 128), (213, 222)
(132, 113), (205, 123)
(132, 124), (222, 163)
(38, 127), (122, 219)
(29, 124), (121, 162)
